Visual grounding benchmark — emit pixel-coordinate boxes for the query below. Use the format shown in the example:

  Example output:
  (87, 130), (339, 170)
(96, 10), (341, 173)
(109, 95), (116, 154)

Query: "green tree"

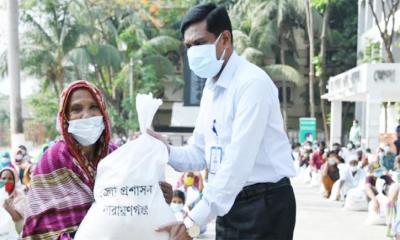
(12, 0), (187, 136)
(230, 0), (305, 129)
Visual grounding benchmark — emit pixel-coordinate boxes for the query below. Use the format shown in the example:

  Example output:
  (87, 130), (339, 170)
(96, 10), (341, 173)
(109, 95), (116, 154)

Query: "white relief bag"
(75, 94), (175, 240)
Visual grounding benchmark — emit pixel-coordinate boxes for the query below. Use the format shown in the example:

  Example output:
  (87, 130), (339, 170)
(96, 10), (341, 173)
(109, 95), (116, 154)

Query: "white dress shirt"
(168, 51), (296, 226)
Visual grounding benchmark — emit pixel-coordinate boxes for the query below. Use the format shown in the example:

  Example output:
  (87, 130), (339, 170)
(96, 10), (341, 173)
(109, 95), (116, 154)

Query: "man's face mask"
(187, 34), (227, 79)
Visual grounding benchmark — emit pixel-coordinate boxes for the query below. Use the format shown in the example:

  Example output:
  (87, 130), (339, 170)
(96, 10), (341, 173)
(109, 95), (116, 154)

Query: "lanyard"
(212, 119), (220, 146)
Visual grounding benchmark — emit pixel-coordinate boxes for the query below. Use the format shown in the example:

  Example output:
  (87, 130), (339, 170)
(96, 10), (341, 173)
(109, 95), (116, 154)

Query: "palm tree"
(231, 0), (305, 129)
(305, 0), (316, 118)
(7, 0), (24, 146)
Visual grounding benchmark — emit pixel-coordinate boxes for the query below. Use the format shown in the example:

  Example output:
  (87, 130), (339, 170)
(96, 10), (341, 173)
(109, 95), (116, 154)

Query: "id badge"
(209, 146), (223, 174)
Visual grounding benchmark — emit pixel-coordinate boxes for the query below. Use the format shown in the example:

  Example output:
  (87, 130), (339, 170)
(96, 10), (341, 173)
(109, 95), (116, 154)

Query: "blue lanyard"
(212, 119), (218, 137)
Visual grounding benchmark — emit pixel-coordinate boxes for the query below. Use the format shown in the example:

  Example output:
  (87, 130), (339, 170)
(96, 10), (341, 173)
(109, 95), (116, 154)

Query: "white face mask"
(170, 203), (184, 213)
(383, 146), (390, 154)
(187, 34), (226, 79)
(15, 154), (23, 161)
(68, 116), (105, 146)
(328, 159), (337, 166)
(350, 166), (358, 173)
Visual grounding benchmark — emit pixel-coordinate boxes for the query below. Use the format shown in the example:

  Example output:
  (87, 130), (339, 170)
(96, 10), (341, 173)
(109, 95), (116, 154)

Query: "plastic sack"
(75, 93), (175, 240)
(365, 194), (389, 225)
(310, 170), (321, 187)
(344, 188), (368, 211)
(386, 205), (396, 238)
(0, 187), (19, 240)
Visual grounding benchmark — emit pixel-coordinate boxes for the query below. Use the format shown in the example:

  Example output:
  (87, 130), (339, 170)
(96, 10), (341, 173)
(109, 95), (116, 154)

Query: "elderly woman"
(22, 81), (172, 240)
(0, 167), (27, 233)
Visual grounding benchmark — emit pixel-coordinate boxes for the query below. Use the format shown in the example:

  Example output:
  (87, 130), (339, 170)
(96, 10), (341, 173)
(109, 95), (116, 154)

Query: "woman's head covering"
(57, 80), (112, 179)
(22, 81), (117, 239)
(0, 167), (20, 195)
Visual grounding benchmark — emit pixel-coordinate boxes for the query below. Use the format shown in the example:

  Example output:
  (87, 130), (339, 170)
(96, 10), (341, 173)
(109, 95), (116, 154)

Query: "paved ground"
(293, 178), (386, 240)
(166, 166), (388, 239)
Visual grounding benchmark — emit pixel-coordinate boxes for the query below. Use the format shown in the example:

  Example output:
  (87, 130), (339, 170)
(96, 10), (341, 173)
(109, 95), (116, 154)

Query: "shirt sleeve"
(188, 78), (271, 226)
(168, 100), (207, 172)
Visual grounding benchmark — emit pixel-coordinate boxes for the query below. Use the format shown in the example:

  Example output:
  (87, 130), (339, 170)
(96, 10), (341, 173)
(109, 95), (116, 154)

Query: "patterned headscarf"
(58, 80), (111, 184)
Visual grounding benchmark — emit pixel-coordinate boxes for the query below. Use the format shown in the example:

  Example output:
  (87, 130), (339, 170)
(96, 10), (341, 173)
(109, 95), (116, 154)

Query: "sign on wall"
(299, 117), (317, 144)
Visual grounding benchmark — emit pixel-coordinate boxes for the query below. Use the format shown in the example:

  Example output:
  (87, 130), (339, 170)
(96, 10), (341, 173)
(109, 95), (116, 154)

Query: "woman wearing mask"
(13, 148), (31, 183)
(22, 81), (172, 240)
(0, 167), (27, 233)
(321, 151), (341, 198)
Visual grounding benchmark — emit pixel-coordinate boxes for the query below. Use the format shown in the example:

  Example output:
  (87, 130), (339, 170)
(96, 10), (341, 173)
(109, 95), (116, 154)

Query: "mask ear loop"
(214, 33), (227, 61)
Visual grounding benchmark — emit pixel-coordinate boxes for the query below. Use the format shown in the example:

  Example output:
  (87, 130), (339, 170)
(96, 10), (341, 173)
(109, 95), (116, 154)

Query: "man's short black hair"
(180, 3), (233, 42)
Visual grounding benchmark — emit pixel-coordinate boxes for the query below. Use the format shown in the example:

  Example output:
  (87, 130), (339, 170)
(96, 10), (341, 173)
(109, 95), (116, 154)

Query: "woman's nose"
(81, 110), (94, 119)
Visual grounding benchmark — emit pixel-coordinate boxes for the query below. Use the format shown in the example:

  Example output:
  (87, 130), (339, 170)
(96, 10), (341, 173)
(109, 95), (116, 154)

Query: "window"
(278, 86), (293, 104)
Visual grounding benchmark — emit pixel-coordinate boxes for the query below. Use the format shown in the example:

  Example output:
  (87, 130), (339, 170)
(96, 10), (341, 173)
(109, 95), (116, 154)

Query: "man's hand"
(159, 181), (173, 204)
(147, 129), (170, 153)
(156, 222), (192, 240)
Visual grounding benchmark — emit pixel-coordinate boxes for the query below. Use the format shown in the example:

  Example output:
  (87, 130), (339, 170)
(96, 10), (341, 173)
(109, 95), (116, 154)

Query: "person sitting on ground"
(300, 141), (313, 168)
(177, 171), (204, 210)
(291, 143), (302, 162)
(365, 165), (395, 214)
(394, 124), (400, 155)
(380, 144), (396, 171)
(170, 189), (187, 221)
(357, 148), (369, 169)
(321, 151), (342, 198)
(22, 163), (36, 193)
(0, 167), (27, 233)
(310, 141), (326, 172)
(0, 152), (11, 169)
(330, 156), (366, 201)
(22, 80), (173, 239)
(13, 148), (31, 183)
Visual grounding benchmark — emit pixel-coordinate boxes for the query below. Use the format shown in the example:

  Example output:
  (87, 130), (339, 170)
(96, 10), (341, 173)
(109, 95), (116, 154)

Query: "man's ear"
(222, 30), (232, 47)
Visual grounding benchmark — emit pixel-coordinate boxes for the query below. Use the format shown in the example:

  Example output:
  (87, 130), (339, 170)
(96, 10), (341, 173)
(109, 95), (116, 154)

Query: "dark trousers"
(216, 177), (296, 240)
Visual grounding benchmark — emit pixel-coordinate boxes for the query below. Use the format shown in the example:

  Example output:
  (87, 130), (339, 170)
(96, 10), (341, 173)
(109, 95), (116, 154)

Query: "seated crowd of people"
(293, 140), (400, 239)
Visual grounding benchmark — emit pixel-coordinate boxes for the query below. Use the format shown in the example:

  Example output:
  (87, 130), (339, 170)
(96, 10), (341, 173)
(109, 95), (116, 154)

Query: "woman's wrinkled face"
(1, 170), (14, 185)
(67, 89), (102, 120)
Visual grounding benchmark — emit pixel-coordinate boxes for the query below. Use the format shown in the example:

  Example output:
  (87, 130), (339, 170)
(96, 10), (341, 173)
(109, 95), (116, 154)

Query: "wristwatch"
(183, 216), (201, 238)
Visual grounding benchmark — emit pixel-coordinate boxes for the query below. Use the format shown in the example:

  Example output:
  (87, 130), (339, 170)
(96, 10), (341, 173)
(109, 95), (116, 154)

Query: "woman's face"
(1, 170), (14, 185)
(67, 89), (102, 120)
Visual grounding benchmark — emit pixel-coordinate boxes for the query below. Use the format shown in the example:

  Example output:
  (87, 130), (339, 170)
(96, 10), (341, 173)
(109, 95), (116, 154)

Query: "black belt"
(236, 177), (291, 201)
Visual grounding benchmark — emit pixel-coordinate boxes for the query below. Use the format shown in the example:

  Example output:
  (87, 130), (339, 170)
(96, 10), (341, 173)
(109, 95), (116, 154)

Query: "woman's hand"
(3, 197), (23, 222)
(3, 198), (14, 213)
(159, 181), (173, 204)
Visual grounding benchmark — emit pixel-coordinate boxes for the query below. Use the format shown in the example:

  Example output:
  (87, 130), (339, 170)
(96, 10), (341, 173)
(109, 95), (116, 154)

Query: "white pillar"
(330, 100), (342, 148)
(366, 97), (381, 150)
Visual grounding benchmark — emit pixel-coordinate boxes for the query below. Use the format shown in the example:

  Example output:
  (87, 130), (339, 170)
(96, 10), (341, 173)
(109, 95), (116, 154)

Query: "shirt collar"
(205, 51), (240, 90)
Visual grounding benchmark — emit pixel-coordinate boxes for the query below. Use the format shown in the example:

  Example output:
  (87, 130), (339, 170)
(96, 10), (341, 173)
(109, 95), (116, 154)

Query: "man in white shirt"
(330, 156), (366, 201)
(152, 3), (297, 240)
